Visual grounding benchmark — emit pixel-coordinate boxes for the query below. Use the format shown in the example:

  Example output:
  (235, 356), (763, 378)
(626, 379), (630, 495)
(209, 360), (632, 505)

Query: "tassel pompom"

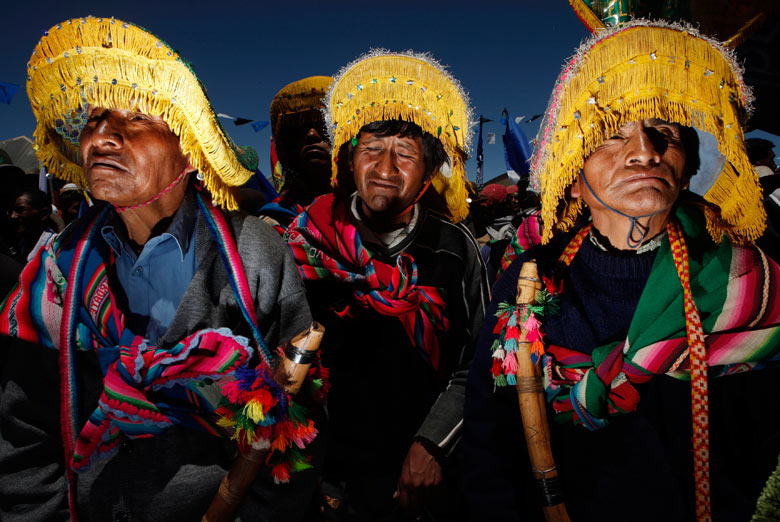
(490, 357), (503, 377)
(215, 359), (327, 483)
(501, 352), (518, 374)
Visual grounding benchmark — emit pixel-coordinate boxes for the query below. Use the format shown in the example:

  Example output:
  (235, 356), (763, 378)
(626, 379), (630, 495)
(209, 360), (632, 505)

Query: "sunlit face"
(79, 107), (190, 207)
(571, 119), (688, 218)
(351, 131), (429, 219)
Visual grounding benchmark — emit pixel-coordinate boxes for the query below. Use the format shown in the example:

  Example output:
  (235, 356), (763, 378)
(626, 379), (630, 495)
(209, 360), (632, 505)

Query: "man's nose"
(625, 124), (662, 166)
(375, 149), (398, 178)
(91, 112), (125, 148)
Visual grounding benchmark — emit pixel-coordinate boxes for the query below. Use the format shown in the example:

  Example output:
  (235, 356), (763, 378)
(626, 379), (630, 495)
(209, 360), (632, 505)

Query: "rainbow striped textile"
(286, 193), (449, 371)
(0, 189), (317, 519)
(491, 205), (780, 426)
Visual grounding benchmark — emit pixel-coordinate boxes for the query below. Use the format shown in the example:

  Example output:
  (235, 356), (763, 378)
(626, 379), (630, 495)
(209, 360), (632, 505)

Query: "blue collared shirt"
(101, 193), (198, 342)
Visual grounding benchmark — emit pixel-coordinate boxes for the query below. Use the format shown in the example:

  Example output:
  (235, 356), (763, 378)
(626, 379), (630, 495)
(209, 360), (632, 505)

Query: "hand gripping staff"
(514, 261), (570, 522)
(203, 322), (325, 522)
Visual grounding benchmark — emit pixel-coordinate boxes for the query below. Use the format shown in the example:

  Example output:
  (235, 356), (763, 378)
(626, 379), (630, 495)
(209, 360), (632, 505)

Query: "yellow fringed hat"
(26, 16), (258, 210)
(325, 50), (473, 223)
(530, 20), (764, 244)
(270, 76), (333, 139)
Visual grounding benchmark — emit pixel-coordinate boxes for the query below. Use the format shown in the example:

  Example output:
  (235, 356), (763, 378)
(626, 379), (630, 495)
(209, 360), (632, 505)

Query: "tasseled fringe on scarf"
(28, 17), (253, 210)
(325, 50), (473, 223)
(531, 23), (761, 245)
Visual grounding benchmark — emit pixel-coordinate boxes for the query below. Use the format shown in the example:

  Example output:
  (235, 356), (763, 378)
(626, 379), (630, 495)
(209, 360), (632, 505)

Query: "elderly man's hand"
(394, 441), (442, 510)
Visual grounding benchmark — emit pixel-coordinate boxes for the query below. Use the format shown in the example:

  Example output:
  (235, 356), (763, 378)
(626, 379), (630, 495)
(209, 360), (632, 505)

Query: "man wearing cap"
(285, 51), (489, 519)
(0, 17), (322, 522)
(463, 21), (780, 521)
(258, 76), (334, 233)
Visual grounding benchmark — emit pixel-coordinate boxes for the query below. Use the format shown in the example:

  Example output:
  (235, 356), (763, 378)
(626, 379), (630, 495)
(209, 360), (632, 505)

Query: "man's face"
(9, 194), (47, 235)
(351, 131), (428, 219)
(79, 107), (189, 207)
(278, 112), (332, 195)
(571, 119), (688, 217)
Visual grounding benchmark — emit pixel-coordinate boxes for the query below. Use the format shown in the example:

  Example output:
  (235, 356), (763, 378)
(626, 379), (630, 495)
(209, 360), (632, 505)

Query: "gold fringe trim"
(270, 76), (333, 139)
(326, 51), (473, 222)
(533, 23), (762, 244)
(27, 16), (252, 209)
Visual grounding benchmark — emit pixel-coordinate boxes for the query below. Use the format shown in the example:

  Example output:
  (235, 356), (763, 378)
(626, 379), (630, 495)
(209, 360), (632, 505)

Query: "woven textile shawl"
(285, 193), (449, 371)
(0, 198), (254, 469)
(546, 205), (780, 428)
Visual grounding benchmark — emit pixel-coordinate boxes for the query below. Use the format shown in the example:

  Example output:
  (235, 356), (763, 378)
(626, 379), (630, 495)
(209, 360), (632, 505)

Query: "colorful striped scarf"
(546, 210), (780, 428)
(491, 205), (780, 426)
(285, 193), (449, 371)
(0, 190), (319, 518)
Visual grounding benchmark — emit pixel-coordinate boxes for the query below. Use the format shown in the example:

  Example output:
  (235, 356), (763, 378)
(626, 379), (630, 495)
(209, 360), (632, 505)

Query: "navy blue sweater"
(463, 232), (780, 522)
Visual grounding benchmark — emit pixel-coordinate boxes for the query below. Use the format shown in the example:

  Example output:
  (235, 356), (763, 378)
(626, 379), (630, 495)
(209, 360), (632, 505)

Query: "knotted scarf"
(544, 206), (780, 428)
(0, 190), (314, 519)
(285, 193), (449, 371)
(73, 327), (251, 469)
(0, 197), (258, 470)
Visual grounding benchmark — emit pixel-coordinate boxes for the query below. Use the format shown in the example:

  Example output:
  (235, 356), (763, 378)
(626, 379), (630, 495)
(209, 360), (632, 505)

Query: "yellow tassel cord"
(533, 24), (763, 245)
(326, 52), (472, 223)
(270, 76), (333, 139)
(27, 17), (253, 210)
(567, 0), (606, 32)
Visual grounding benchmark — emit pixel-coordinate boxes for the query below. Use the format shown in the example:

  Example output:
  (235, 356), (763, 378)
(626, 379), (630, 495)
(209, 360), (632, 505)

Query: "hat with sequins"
(531, 20), (763, 245)
(26, 16), (258, 210)
(270, 76), (333, 139)
(325, 50), (474, 223)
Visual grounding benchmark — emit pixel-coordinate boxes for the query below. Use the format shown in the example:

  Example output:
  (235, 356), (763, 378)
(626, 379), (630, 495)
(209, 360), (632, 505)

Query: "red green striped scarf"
(285, 193), (449, 371)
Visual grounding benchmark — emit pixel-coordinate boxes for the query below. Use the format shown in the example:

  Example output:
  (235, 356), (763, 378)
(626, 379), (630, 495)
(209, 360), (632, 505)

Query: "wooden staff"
(202, 321), (325, 522)
(514, 261), (570, 522)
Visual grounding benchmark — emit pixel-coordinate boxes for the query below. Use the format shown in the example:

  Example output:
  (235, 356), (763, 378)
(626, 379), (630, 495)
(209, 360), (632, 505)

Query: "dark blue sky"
(1, 1), (776, 181)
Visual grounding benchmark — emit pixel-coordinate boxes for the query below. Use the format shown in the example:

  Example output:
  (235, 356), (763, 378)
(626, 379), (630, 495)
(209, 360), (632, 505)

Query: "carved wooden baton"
(514, 261), (570, 522)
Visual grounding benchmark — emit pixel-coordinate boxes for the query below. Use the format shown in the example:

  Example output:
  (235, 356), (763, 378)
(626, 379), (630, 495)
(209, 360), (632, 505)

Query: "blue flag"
(502, 109), (533, 183)
(242, 167), (279, 202)
(0, 82), (20, 105)
(251, 120), (270, 133)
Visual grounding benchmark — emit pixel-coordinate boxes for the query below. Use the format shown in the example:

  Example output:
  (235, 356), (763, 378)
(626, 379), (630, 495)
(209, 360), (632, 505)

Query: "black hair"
(679, 125), (700, 180)
(17, 188), (51, 212)
(59, 189), (84, 209)
(746, 138), (776, 165)
(353, 120), (448, 178)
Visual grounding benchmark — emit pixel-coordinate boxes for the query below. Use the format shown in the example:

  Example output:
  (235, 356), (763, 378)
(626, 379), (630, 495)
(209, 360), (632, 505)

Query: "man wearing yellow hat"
(463, 21), (780, 521)
(258, 76), (333, 233)
(0, 17), (322, 521)
(285, 51), (489, 519)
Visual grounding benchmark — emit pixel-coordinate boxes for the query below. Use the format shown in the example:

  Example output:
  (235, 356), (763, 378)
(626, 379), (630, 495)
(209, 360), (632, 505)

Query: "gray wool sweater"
(0, 207), (316, 522)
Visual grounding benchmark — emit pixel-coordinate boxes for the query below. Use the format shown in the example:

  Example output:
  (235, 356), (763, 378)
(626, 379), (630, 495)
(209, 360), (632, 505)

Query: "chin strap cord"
(114, 167), (190, 213)
(580, 170), (672, 248)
